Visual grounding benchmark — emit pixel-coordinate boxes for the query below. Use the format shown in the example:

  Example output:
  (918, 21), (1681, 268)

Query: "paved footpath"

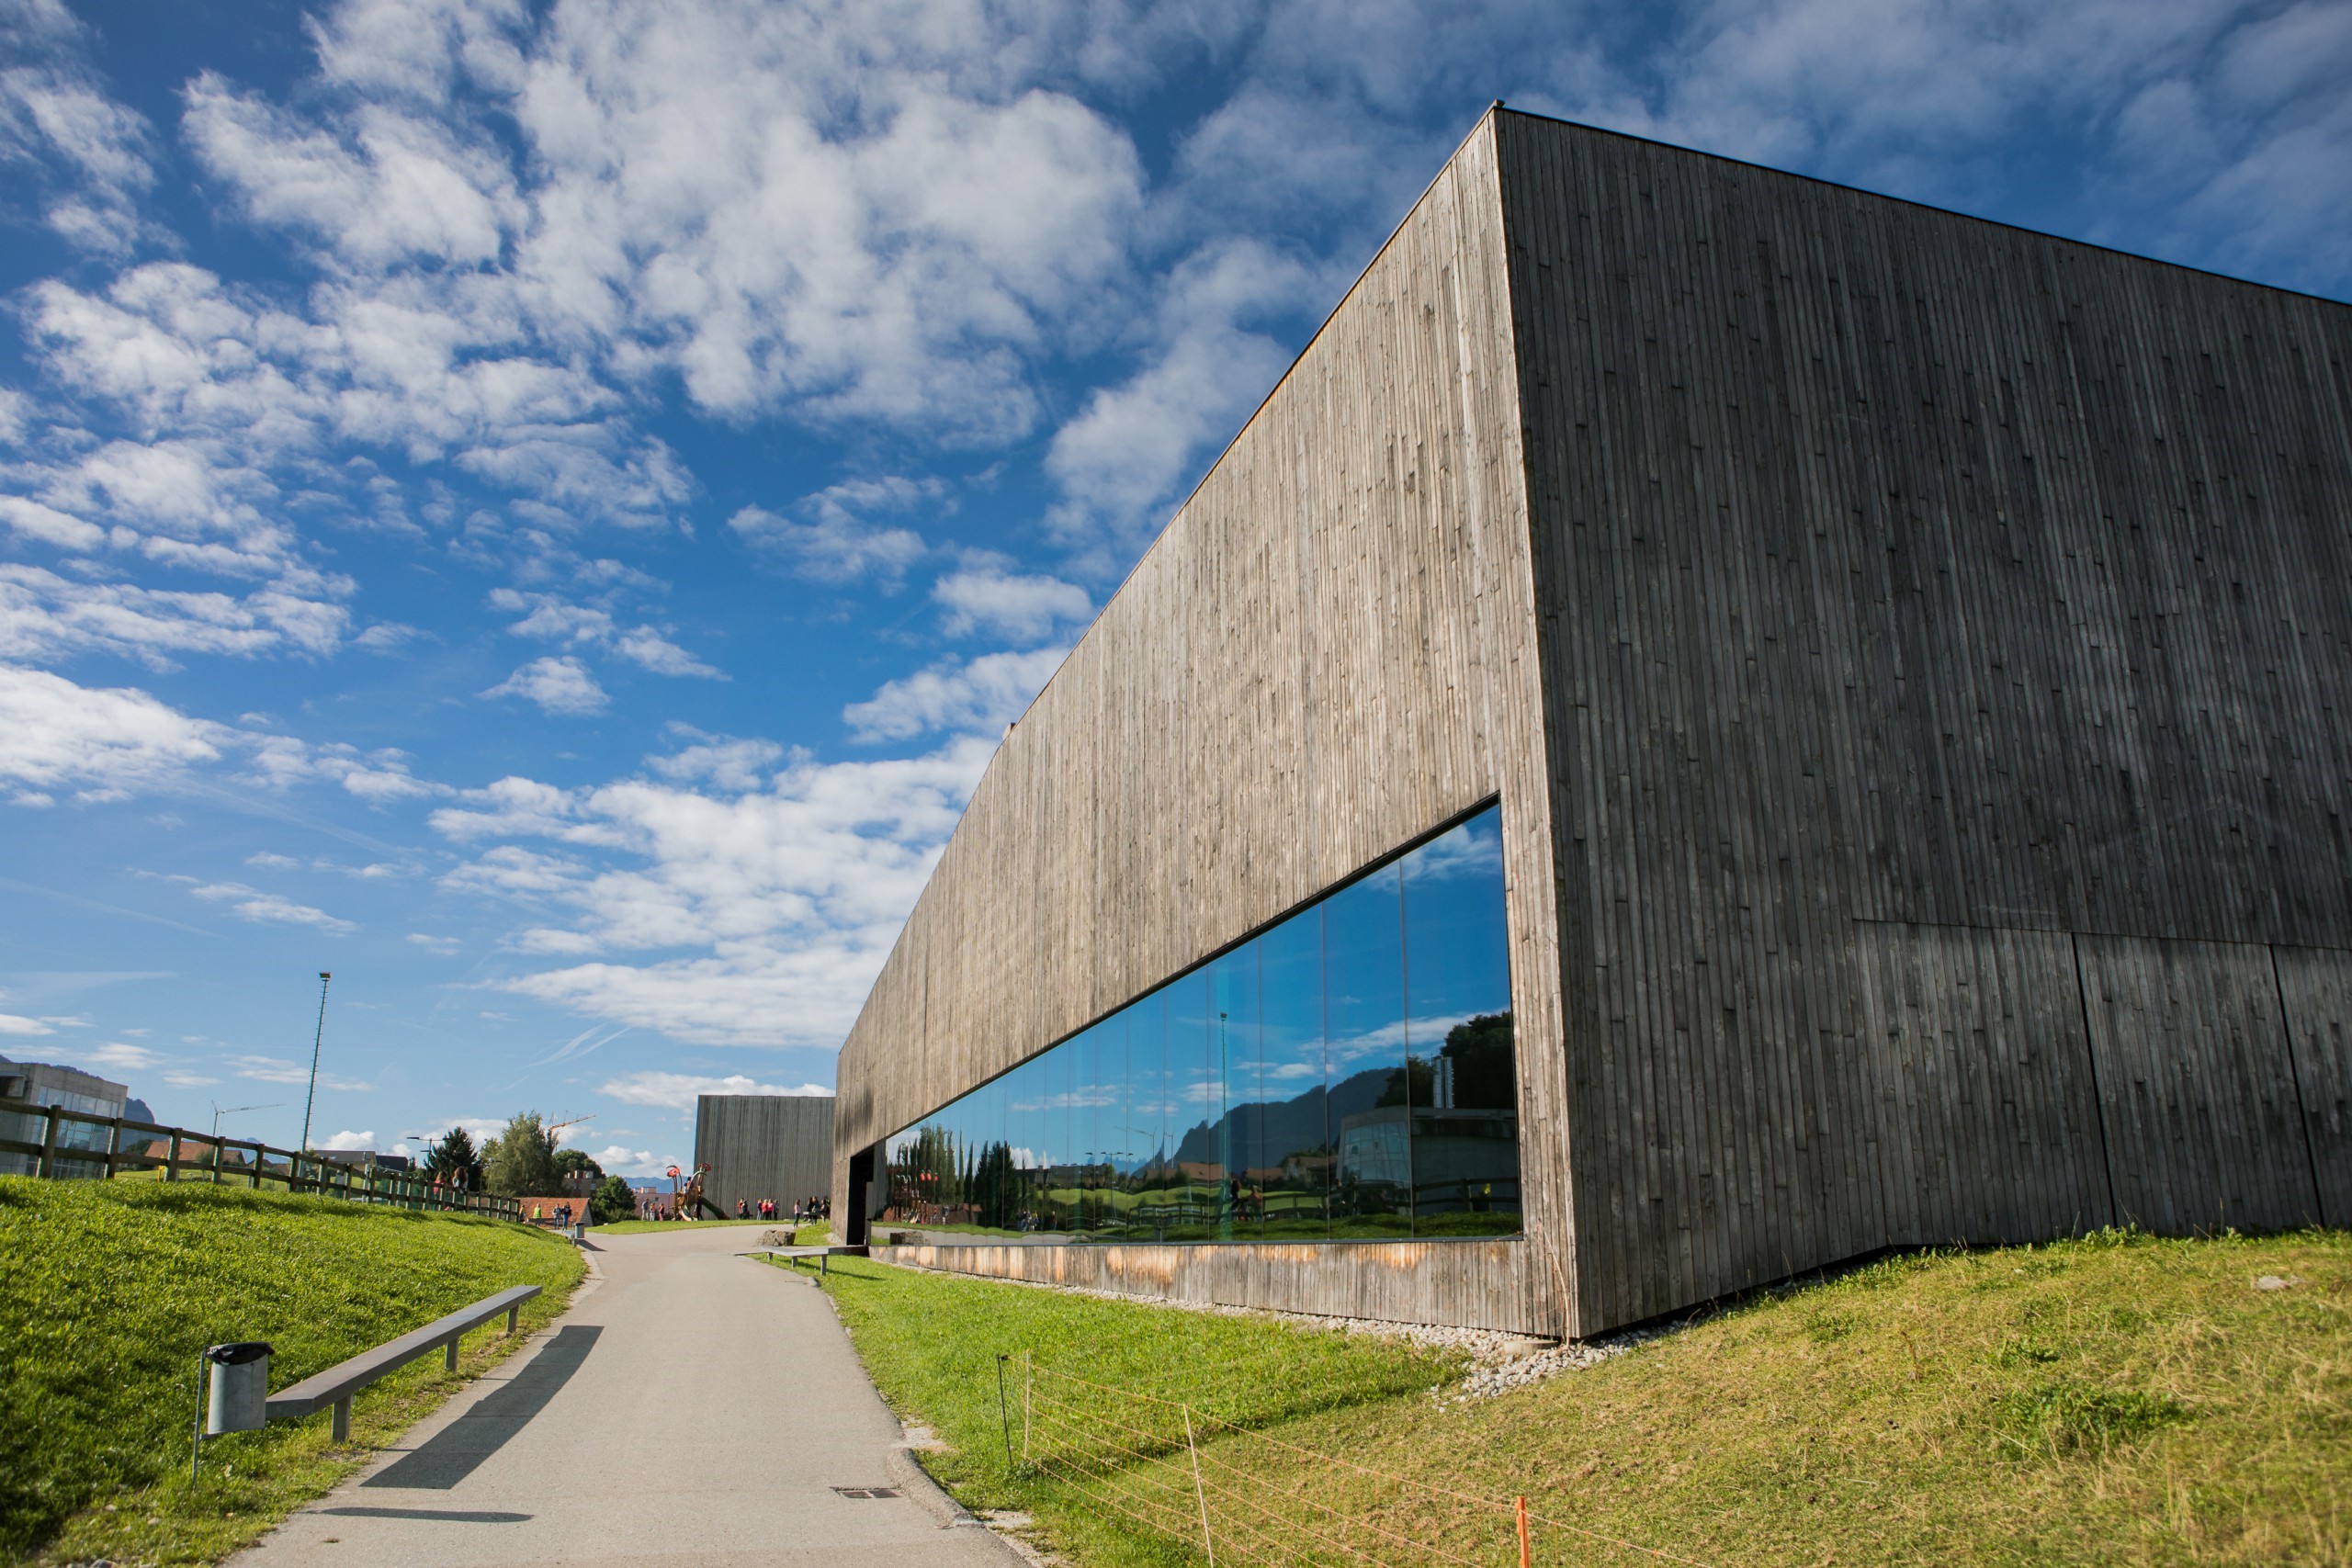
(232, 1225), (1018, 1568)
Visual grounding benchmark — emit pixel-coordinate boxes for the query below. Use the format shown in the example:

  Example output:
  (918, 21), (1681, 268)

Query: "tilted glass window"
(882, 801), (1519, 1242)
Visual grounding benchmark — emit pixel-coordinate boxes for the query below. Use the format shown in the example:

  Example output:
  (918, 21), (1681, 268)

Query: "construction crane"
(548, 1113), (595, 1137)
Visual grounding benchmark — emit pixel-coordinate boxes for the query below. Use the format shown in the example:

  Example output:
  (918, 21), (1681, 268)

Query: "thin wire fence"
(1002, 1356), (1713, 1568)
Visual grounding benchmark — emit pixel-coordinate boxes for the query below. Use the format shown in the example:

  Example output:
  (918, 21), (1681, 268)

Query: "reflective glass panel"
(1164, 969), (1214, 1240)
(1256, 907), (1329, 1238)
(1206, 939), (1260, 1242)
(882, 802), (1518, 1246)
(1324, 861), (1413, 1237)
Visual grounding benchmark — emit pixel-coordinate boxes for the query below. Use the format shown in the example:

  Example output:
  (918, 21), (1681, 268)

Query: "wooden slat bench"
(265, 1284), (541, 1440)
(741, 1245), (866, 1277)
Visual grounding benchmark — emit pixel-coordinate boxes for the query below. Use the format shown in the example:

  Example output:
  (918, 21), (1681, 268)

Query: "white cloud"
(728, 478), (942, 586)
(842, 647), (1068, 743)
(432, 734), (994, 1045)
(1043, 239), (1313, 550)
(320, 1129), (379, 1151)
(647, 731), (783, 793)
(0, 2), (159, 254)
(74, 1041), (164, 1073)
(590, 1143), (671, 1177)
(599, 1071), (830, 1109)
(486, 590), (720, 680)
(492, 589), (613, 644)
(0, 564), (354, 669)
(932, 559), (1091, 643)
(483, 654), (607, 715)
(407, 932), (461, 955)
(614, 626), (723, 680)
(187, 881), (358, 933)
(163, 1069), (221, 1088)
(230, 1053), (375, 1090)
(0, 1013), (55, 1036)
(0, 664), (230, 806)
(175, 0), (1158, 445)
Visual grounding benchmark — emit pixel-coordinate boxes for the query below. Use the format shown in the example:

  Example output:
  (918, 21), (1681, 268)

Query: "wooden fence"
(0, 1102), (524, 1221)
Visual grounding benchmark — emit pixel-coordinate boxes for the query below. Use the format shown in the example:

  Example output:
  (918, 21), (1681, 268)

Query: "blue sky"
(2, 0), (2346, 1178)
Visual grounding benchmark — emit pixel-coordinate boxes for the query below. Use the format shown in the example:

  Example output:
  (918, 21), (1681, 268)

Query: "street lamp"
(299, 972), (331, 1152)
(403, 1133), (456, 1189)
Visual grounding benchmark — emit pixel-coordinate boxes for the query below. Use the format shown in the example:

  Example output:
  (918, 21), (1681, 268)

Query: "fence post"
(996, 1354), (1015, 1471)
(247, 1143), (260, 1189)
(105, 1113), (123, 1179)
(1184, 1404), (1214, 1567)
(1023, 1350), (1033, 1465)
(1517, 1495), (1531, 1568)
(37, 1106), (58, 1178)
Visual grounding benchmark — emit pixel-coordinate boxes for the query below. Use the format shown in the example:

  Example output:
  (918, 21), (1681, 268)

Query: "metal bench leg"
(505, 1305), (519, 1335)
(445, 1338), (459, 1371)
(332, 1396), (351, 1443)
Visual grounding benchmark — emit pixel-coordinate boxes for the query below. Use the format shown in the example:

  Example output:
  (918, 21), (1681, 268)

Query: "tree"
(483, 1111), (560, 1197)
(590, 1174), (636, 1225)
(422, 1126), (484, 1191)
(1374, 1012), (1514, 1110)
(553, 1147), (605, 1184)
(1440, 1011), (1516, 1110)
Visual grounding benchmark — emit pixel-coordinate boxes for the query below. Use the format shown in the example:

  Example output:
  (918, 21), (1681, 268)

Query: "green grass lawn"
(0, 1179), (585, 1566)
(806, 1227), (2351, 1567)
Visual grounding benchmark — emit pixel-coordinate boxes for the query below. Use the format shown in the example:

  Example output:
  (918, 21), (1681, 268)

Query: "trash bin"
(203, 1341), (271, 1434)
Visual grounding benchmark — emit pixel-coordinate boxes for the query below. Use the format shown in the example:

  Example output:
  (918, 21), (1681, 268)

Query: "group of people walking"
(733, 1194), (831, 1223)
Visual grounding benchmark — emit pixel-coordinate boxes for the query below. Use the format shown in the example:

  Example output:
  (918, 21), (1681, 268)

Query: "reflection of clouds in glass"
(1402, 821), (1502, 882)
(1324, 1011), (1478, 1066)
(1009, 1084), (1117, 1111)
(1264, 1060), (1318, 1079)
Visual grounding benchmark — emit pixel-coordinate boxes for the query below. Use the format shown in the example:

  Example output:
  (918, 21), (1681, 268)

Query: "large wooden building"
(830, 107), (2352, 1339)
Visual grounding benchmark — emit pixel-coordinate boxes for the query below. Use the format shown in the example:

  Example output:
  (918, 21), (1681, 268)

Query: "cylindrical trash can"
(203, 1341), (271, 1434)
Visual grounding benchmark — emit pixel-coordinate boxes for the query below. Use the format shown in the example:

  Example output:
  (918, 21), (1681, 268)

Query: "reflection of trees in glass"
(1440, 1011), (1515, 1109)
(969, 1140), (1017, 1228)
(1374, 1011), (1514, 1109)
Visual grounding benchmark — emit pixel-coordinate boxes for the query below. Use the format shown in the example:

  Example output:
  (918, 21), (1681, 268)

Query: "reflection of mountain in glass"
(1171, 1066), (1389, 1168)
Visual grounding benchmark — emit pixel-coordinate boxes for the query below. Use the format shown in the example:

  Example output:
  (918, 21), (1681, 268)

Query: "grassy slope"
(0, 1179), (585, 1566)
(813, 1228), (2350, 1567)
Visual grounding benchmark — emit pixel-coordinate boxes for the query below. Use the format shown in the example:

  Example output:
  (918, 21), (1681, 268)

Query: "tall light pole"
(299, 971), (331, 1152)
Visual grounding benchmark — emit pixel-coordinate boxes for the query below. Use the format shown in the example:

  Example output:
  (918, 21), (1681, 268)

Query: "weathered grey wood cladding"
(837, 107), (2351, 1340)
(696, 1094), (834, 1219)
(834, 115), (1573, 1336)
(1497, 109), (2351, 1330)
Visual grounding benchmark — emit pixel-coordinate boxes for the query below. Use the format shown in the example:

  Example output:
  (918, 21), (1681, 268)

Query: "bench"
(265, 1285), (541, 1441)
(741, 1245), (866, 1277)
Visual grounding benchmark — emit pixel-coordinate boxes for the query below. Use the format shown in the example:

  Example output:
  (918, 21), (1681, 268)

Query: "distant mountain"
(1170, 1066), (1391, 1168)
(125, 1099), (154, 1124)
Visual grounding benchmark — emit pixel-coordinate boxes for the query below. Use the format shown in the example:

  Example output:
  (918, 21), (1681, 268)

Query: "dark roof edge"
(1490, 105), (2352, 312)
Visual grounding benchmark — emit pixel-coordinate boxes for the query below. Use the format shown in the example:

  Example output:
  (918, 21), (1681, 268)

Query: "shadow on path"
(319, 1507), (532, 1523)
(364, 1325), (602, 1492)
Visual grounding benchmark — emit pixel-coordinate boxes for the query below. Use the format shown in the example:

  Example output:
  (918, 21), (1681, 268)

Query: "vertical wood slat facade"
(695, 1095), (835, 1219)
(1498, 110), (2351, 1333)
(833, 116), (1575, 1336)
(836, 108), (2352, 1339)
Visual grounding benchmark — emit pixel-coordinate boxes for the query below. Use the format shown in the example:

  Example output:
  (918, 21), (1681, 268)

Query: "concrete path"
(231, 1225), (1018, 1568)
